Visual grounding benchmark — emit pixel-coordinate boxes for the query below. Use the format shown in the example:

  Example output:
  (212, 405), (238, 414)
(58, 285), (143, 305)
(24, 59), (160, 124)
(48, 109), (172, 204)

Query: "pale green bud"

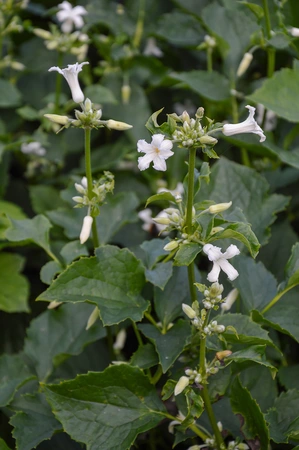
(84, 98), (92, 112)
(44, 114), (70, 125)
(86, 306), (99, 330)
(153, 217), (170, 225)
(121, 84), (131, 104)
(33, 28), (52, 39)
(164, 240), (179, 251)
(47, 301), (62, 310)
(182, 303), (196, 319)
(237, 52), (253, 77)
(72, 196), (84, 203)
(106, 119), (133, 130)
(199, 135), (218, 145)
(174, 376), (189, 396)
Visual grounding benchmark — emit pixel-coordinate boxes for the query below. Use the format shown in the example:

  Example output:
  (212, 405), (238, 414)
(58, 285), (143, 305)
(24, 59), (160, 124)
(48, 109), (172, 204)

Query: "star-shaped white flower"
(137, 134), (174, 171)
(49, 61), (88, 103)
(203, 243), (240, 282)
(57, 1), (87, 34)
(222, 105), (266, 142)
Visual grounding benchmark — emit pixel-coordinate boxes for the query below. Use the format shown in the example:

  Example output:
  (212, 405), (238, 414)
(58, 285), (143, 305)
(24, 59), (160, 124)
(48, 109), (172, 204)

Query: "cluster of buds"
(34, 26), (89, 61)
(73, 171), (114, 213)
(170, 109), (218, 151)
(227, 441), (249, 450)
(195, 282), (224, 310)
(153, 207), (184, 233)
(203, 320), (225, 336)
(174, 366), (204, 396)
(182, 301), (205, 331)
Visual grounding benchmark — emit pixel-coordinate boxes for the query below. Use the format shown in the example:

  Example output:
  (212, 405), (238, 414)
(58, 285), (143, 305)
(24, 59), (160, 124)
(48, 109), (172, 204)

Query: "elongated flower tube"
(222, 105), (266, 142)
(49, 62), (88, 103)
(80, 215), (93, 244)
(174, 376), (189, 396)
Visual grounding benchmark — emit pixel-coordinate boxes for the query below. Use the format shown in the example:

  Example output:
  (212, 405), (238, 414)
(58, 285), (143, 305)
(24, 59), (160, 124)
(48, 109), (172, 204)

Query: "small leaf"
(130, 343), (159, 369)
(60, 240), (89, 265)
(174, 243), (202, 266)
(37, 245), (148, 326)
(145, 191), (176, 207)
(239, 1), (264, 19)
(145, 261), (173, 290)
(209, 222), (260, 258)
(5, 215), (52, 254)
(138, 320), (191, 373)
(43, 365), (166, 450)
(0, 253), (30, 313)
(0, 79), (22, 107)
(40, 261), (62, 285)
(140, 237), (170, 269)
(0, 438), (12, 450)
(230, 377), (269, 448)
(0, 200), (26, 240)
(228, 345), (277, 378)
(84, 84), (117, 104)
(0, 354), (35, 407)
(10, 393), (61, 450)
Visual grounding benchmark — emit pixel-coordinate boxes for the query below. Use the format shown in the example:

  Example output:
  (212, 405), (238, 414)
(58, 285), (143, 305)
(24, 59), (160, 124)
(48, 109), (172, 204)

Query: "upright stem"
(84, 128), (99, 248)
(199, 315), (224, 449)
(186, 148), (198, 303)
(207, 47), (213, 73)
(231, 81), (250, 167)
(54, 52), (63, 113)
(132, 0), (145, 49)
(262, 0), (275, 78)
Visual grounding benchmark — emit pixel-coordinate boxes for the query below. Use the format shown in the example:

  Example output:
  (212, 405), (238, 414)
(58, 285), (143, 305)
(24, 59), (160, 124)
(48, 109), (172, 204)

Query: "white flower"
(174, 376), (189, 396)
(49, 62), (88, 103)
(21, 141), (46, 156)
(203, 244), (240, 282)
(143, 38), (164, 57)
(57, 1), (87, 34)
(80, 215), (93, 244)
(182, 303), (197, 319)
(221, 288), (239, 312)
(222, 105), (266, 143)
(290, 27), (299, 37)
(137, 134), (174, 171)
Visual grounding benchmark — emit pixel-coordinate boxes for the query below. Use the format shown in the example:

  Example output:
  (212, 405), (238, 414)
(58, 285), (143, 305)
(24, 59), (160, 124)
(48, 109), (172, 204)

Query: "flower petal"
(159, 139), (173, 152)
(137, 139), (155, 154)
(207, 262), (221, 282)
(152, 156), (167, 171)
(151, 133), (165, 147)
(138, 154), (153, 171)
(222, 244), (240, 259)
(218, 259), (239, 281)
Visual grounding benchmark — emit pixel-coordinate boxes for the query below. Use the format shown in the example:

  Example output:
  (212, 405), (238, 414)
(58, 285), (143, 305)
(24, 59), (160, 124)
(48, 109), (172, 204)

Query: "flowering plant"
(1, 1), (299, 450)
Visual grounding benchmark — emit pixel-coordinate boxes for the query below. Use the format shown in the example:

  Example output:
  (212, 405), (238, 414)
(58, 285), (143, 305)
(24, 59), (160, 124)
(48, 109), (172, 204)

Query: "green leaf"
(37, 245), (148, 326)
(29, 185), (65, 215)
(60, 240), (89, 265)
(130, 343), (159, 369)
(239, 1), (264, 19)
(145, 261), (173, 290)
(171, 71), (230, 101)
(0, 354), (35, 407)
(140, 238), (170, 269)
(0, 200), (26, 240)
(84, 84), (117, 104)
(154, 266), (199, 327)
(156, 11), (203, 47)
(209, 222), (260, 258)
(138, 320), (191, 373)
(230, 377), (269, 448)
(198, 158), (289, 245)
(0, 438), (12, 450)
(228, 345), (277, 378)
(10, 393), (61, 450)
(0, 253), (29, 313)
(5, 215), (52, 254)
(174, 243), (202, 266)
(240, 366), (278, 413)
(279, 243), (299, 293)
(248, 68), (299, 122)
(23, 303), (106, 382)
(145, 191), (177, 207)
(232, 255), (277, 313)
(265, 390), (299, 443)
(0, 79), (22, 107)
(43, 365), (166, 450)
(17, 105), (40, 120)
(40, 261), (62, 285)
(278, 365), (299, 391)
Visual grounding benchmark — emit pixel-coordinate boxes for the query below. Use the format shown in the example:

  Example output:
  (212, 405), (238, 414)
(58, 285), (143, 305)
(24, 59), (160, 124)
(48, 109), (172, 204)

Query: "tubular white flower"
(203, 243), (240, 282)
(49, 62), (89, 103)
(221, 288), (239, 312)
(86, 306), (99, 330)
(222, 105), (266, 143)
(21, 141), (46, 156)
(105, 119), (133, 130)
(80, 215), (93, 244)
(237, 52), (253, 77)
(174, 376), (189, 396)
(57, 1), (87, 34)
(137, 134), (174, 172)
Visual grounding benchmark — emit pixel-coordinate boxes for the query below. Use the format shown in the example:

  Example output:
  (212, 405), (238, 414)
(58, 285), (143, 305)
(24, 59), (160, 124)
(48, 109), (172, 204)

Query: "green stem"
(106, 327), (116, 361)
(144, 312), (160, 329)
(189, 423), (210, 441)
(132, 321), (143, 346)
(262, 0), (275, 78)
(84, 128), (99, 248)
(261, 286), (293, 314)
(207, 47), (213, 72)
(46, 249), (62, 266)
(132, 0), (145, 49)
(186, 148), (198, 302)
(54, 52), (63, 113)
(231, 84), (250, 167)
(151, 366), (163, 385)
(199, 315), (224, 449)
(162, 248), (178, 263)
(263, 0), (272, 39)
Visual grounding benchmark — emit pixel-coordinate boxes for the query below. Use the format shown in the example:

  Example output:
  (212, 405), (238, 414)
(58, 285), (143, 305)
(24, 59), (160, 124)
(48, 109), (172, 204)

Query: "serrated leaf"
(138, 320), (191, 373)
(0, 79), (22, 107)
(240, 366), (278, 413)
(43, 365), (166, 450)
(37, 245), (148, 326)
(5, 215), (52, 254)
(248, 68), (299, 122)
(0, 354), (35, 407)
(0, 253), (30, 313)
(0, 200), (26, 240)
(228, 345), (277, 378)
(230, 377), (269, 448)
(198, 158), (289, 245)
(209, 222), (260, 258)
(174, 243), (202, 266)
(130, 343), (159, 369)
(279, 242), (299, 292)
(10, 393), (61, 450)
(171, 71), (230, 101)
(265, 390), (299, 443)
(23, 303), (106, 382)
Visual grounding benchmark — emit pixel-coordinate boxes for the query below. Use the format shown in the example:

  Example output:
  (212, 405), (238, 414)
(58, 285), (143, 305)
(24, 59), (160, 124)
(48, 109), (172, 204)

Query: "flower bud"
(153, 217), (170, 225)
(208, 201), (232, 214)
(216, 350), (232, 361)
(47, 301), (62, 310)
(86, 306), (99, 330)
(80, 215), (93, 244)
(199, 135), (218, 145)
(84, 97), (92, 112)
(164, 240), (179, 251)
(113, 329), (127, 350)
(72, 196), (84, 203)
(44, 114), (70, 125)
(237, 52), (253, 77)
(121, 84), (131, 104)
(174, 376), (189, 396)
(182, 303), (197, 319)
(33, 28), (52, 39)
(221, 288), (238, 312)
(106, 119), (133, 130)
